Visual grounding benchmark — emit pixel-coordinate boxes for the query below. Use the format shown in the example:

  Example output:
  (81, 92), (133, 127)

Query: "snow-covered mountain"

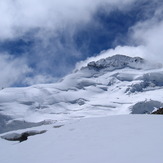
(1, 54), (163, 163)
(0, 54), (163, 133)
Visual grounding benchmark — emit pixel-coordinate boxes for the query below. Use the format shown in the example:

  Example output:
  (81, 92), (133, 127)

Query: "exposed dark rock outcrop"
(152, 108), (163, 114)
(1, 130), (47, 142)
(86, 55), (144, 70)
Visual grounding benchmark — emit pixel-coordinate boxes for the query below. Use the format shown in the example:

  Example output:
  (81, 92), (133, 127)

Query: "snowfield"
(1, 115), (163, 163)
(0, 54), (163, 163)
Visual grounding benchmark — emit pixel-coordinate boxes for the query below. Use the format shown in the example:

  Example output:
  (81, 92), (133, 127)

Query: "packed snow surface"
(1, 115), (163, 163)
(0, 55), (163, 133)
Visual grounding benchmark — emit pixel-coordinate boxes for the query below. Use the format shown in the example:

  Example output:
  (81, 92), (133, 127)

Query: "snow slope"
(1, 115), (163, 163)
(0, 54), (163, 133)
(1, 54), (163, 163)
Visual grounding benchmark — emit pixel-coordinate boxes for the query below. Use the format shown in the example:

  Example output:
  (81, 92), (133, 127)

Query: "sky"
(0, 0), (163, 87)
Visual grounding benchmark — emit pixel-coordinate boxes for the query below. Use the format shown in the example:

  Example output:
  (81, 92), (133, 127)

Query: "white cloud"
(0, 0), (136, 40)
(0, 53), (31, 88)
(131, 19), (163, 62)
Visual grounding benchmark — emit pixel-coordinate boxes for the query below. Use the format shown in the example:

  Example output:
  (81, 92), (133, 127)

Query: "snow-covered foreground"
(1, 115), (163, 163)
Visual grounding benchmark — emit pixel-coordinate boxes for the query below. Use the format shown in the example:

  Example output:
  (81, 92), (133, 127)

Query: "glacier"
(0, 54), (163, 133)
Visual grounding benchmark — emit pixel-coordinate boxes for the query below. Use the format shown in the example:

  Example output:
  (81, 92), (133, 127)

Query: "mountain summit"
(0, 54), (163, 133)
(85, 54), (144, 70)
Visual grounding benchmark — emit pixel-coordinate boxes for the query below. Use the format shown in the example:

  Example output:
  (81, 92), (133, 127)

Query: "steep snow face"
(0, 54), (163, 133)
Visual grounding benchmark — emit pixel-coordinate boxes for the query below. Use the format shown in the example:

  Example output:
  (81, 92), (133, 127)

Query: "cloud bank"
(0, 0), (163, 87)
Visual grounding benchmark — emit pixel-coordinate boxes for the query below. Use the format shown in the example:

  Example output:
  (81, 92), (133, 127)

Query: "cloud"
(125, 1), (163, 62)
(23, 74), (58, 86)
(130, 8), (163, 62)
(0, 0), (136, 40)
(0, 53), (31, 88)
(1, 0), (163, 87)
